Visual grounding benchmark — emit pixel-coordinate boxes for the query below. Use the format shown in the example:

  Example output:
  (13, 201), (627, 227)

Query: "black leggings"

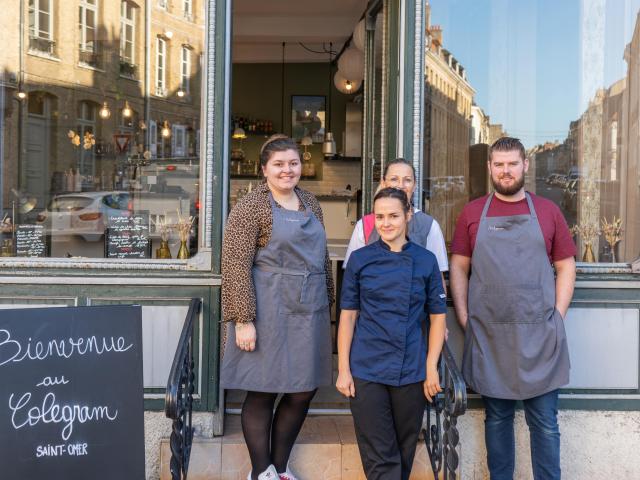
(241, 389), (317, 479)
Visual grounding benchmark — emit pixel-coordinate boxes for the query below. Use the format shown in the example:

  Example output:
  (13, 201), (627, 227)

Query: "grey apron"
(462, 193), (570, 400)
(220, 193), (332, 393)
(367, 210), (433, 246)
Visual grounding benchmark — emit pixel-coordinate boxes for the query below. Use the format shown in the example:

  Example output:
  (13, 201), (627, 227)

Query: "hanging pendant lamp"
(322, 42), (337, 158)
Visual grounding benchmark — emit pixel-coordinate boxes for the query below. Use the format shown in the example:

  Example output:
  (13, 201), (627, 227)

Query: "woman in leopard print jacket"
(220, 135), (334, 480)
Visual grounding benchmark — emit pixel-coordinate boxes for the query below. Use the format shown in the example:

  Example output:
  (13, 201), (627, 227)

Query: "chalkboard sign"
(0, 305), (145, 480)
(106, 213), (150, 259)
(15, 224), (47, 257)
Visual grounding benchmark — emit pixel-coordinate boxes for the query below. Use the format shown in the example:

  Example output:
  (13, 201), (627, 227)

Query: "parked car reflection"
(35, 192), (131, 241)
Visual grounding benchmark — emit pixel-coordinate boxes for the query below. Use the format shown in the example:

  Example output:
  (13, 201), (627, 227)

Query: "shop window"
(28, 0), (55, 55)
(423, 1), (640, 267)
(2, 0), (205, 262)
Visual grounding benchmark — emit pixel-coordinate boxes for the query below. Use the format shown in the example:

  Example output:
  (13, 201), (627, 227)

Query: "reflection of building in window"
(120, 1), (136, 66)
(610, 120), (617, 181)
(156, 37), (167, 96)
(28, 0), (55, 55)
(172, 125), (187, 157)
(423, 5), (475, 245)
(181, 46), (191, 94)
(470, 105), (490, 145)
(620, 21), (640, 263)
(562, 78), (626, 261)
(2, 0), (204, 258)
(77, 101), (97, 177)
(78, 0), (98, 66)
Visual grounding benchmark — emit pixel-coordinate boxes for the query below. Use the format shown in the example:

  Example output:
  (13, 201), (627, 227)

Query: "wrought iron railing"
(165, 298), (201, 480)
(423, 342), (468, 479)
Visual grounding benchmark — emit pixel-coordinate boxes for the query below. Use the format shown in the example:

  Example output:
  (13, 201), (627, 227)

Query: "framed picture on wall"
(291, 95), (326, 143)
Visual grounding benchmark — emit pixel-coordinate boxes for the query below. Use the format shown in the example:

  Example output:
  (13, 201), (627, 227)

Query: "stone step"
(160, 415), (441, 479)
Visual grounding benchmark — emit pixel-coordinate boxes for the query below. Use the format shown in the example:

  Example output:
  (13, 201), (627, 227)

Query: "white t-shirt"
(343, 208), (449, 271)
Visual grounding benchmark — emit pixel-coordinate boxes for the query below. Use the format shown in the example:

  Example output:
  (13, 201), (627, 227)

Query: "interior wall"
(231, 63), (353, 153)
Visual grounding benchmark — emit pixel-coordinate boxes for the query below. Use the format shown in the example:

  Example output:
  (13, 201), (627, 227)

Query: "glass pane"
(39, 12), (50, 37)
(1, 0), (206, 260)
(28, 8), (36, 36)
(86, 10), (95, 30)
(422, 0), (640, 265)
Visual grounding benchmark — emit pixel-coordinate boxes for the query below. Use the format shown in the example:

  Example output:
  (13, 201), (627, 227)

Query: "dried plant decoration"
(601, 216), (623, 263)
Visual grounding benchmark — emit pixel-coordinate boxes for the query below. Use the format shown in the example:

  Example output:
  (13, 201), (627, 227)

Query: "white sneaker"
(278, 464), (299, 480)
(247, 464), (280, 480)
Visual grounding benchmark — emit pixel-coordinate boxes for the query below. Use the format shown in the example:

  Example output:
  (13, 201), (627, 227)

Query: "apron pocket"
(278, 273), (329, 314)
(479, 284), (544, 324)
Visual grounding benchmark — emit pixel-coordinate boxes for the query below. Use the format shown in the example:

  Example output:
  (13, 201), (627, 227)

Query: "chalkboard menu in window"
(105, 213), (150, 259)
(15, 224), (47, 257)
(0, 305), (145, 480)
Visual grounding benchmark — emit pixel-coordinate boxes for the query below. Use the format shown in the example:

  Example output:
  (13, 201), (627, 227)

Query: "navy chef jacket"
(340, 239), (447, 386)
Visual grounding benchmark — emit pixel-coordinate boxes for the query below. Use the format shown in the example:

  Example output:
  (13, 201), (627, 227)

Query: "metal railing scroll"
(165, 298), (201, 480)
(423, 342), (468, 479)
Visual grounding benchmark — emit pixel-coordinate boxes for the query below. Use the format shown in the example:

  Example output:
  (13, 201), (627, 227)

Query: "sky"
(431, 0), (640, 147)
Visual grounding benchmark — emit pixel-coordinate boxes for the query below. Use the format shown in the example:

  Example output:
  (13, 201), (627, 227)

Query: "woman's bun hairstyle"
(373, 187), (412, 214)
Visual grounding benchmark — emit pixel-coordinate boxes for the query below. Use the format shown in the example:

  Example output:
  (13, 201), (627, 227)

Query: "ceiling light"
(232, 126), (247, 139)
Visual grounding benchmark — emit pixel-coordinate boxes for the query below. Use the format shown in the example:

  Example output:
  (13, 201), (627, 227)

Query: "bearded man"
(450, 137), (576, 480)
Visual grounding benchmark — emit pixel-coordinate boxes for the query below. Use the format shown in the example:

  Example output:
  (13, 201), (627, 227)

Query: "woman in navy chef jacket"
(336, 187), (447, 480)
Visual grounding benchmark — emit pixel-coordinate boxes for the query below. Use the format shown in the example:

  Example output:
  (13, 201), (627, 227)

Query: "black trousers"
(349, 378), (426, 480)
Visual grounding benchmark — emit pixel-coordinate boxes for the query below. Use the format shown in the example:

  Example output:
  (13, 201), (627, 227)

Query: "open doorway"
(225, 0), (385, 411)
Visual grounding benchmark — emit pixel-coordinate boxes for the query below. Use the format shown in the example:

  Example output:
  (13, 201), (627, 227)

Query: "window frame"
(78, 0), (98, 54)
(28, 0), (53, 41)
(183, 0), (192, 18)
(120, 1), (136, 65)
(181, 46), (191, 94)
(156, 37), (166, 96)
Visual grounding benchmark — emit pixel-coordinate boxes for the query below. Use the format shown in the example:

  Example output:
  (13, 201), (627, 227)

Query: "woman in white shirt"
(344, 158), (449, 274)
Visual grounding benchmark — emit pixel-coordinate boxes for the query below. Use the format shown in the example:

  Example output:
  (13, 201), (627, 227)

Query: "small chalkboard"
(15, 224), (47, 257)
(0, 305), (145, 480)
(105, 213), (150, 259)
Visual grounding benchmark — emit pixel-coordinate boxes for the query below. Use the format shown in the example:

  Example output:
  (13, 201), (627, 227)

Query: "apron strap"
(525, 192), (537, 219)
(480, 193), (494, 221)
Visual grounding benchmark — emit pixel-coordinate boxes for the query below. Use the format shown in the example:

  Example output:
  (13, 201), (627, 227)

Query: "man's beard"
(491, 174), (525, 196)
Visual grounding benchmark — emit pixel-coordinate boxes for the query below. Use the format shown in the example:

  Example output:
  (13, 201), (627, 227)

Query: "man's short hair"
(489, 136), (525, 161)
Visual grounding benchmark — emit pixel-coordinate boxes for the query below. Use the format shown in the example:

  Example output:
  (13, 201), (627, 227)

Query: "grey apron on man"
(367, 210), (433, 245)
(462, 193), (570, 400)
(221, 193), (332, 393)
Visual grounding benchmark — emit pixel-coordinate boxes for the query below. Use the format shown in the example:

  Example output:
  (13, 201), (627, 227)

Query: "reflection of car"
(36, 192), (131, 241)
(545, 173), (568, 187)
(36, 189), (195, 242)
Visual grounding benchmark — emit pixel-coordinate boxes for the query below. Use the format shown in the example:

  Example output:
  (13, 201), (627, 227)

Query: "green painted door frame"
(361, 0), (426, 213)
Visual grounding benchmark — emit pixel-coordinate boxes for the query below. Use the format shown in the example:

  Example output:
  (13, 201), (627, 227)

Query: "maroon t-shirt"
(451, 192), (577, 262)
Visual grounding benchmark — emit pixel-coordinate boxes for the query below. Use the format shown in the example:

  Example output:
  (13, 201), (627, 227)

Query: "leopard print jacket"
(221, 182), (335, 324)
